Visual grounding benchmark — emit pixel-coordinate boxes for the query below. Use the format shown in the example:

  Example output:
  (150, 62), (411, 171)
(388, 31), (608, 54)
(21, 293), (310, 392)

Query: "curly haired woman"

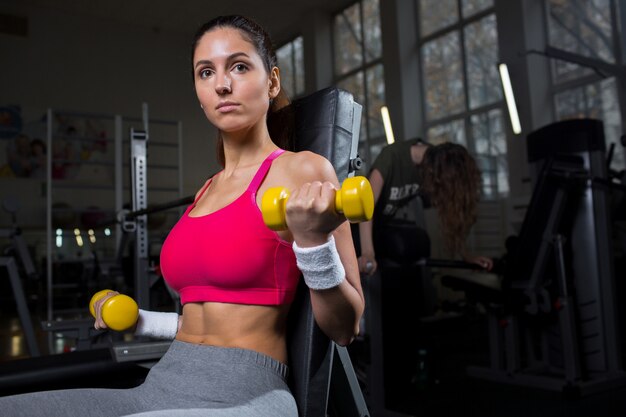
(358, 138), (492, 274)
(356, 137), (492, 409)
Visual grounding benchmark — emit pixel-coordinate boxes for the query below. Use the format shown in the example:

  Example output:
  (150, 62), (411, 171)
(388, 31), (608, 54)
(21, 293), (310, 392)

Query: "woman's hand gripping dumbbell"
(90, 290), (180, 338)
(89, 289), (139, 331)
(261, 176), (375, 231)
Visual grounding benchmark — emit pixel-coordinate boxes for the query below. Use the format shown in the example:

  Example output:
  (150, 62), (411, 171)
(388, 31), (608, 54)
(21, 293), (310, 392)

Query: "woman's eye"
(233, 64), (248, 73)
(199, 69), (213, 79)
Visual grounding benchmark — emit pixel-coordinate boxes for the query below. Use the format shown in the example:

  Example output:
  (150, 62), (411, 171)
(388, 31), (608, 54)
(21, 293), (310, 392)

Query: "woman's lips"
(216, 102), (239, 113)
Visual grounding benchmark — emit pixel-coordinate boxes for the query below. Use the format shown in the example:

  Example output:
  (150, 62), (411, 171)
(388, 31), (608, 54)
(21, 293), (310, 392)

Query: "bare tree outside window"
(426, 119), (466, 145)
(294, 37), (305, 95)
(546, 0), (624, 171)
(464, 14), (502, 110)
(555, 78), (624, 170)
(471, 109), (508, 196)
(419, 0), (508, 197)
(422, 32), (465, 121)
(363, 0), (383, 63)
(334, 5), (363, 75)
(276, 36), (305, 98)
(367, 64), (386, 139)
(333, 0), (385, 171)
(462, 0), (494, 18)
(419, 0), (458, 37)
(548, 0), (614, 83)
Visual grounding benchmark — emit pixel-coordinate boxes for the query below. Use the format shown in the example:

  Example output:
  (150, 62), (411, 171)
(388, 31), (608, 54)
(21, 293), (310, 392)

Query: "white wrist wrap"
(293, 235), (346, 290)
(134, 309), (179, 340)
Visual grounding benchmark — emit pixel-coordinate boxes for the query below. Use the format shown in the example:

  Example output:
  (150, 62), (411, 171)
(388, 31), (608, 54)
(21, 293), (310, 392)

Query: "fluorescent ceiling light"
(498, 63), (522, 135)
(381, 106), (395, 144)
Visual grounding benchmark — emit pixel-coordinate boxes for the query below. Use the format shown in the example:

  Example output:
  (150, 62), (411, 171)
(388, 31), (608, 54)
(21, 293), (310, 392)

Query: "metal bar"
(177, 121), (183, 203)
(2, 257), (40, 357)
(13, 232), (36, 277)
(593, 176), (626, 192)
(52, 110), (116, 120)
(330, 344), (370, 417)
(146, 164), (179, 170)
(111, 341), (172, 363)
(362, 270), (411, 417)
(142, 102), (149, 136)
(554, 234), (582, 383)
(149, 141), (179, 148)
(526, 187), (567, 297)
(543, 46), (626, 78)
(92, 195), (193, 229)
(46, 108), (53, 353)
(349, 102), (362, 179)
(115, 115), (123, 258)
(130, 128), (149, 309)
(416, 258), (484, 270)
(123, 117), (179, 126)
(488, 315), (503, 370)
(125, 196), (193, 219)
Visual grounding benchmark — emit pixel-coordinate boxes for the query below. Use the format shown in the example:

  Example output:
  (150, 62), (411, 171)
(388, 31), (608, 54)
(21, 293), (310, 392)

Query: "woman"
(355, 138), (491, 410)
(358, 138), (493, 275)
(0, 15), (363, 417)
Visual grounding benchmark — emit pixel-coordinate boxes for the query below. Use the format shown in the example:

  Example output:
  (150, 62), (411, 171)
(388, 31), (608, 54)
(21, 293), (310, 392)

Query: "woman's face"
(193, 27), (279, 134)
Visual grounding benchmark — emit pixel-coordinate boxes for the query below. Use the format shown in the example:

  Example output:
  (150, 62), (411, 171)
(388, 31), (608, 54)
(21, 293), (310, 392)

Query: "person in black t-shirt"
(358, 138), (493, 274)
(356, 138), (492, 410)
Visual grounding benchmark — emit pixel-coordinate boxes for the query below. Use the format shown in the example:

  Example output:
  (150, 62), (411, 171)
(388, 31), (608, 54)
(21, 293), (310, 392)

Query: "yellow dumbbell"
(89, 289), (139, 331)
(261, 176), (374, 231)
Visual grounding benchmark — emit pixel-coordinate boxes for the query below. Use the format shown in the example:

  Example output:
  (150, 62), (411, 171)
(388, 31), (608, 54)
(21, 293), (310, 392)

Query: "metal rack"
(44, 104), (183, 353)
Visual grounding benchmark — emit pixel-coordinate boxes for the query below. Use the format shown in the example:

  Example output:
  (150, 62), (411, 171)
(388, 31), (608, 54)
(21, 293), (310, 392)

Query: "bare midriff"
(176, 302), (291, 364)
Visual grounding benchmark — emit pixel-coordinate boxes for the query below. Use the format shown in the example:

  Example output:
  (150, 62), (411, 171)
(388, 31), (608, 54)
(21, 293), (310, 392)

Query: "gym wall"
(0, 3), (221, 228)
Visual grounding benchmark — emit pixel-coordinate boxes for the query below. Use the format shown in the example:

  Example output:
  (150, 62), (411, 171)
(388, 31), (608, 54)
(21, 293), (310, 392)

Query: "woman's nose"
(215, 74), (232, 94)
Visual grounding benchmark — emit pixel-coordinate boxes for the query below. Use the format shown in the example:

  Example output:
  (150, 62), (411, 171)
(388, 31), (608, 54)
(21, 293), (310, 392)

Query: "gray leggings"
(0, 340), (298, 417)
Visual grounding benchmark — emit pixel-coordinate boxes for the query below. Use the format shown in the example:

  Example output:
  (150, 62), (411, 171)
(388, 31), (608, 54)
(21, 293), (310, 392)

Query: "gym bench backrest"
(282, 87), (363, 417)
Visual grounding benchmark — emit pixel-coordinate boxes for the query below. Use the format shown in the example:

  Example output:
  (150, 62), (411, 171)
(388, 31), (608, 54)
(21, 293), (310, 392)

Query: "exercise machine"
(442, 119), (626, 396)
(1, 197), (40, 357)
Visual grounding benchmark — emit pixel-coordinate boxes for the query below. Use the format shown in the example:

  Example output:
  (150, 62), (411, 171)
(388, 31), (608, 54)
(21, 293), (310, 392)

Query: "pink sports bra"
(160, 149), (301, 305)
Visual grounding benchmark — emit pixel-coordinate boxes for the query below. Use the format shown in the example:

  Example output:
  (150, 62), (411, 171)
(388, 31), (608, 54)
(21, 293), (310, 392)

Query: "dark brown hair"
(420, 142), (481, 257)
(191, 15), (292, 166)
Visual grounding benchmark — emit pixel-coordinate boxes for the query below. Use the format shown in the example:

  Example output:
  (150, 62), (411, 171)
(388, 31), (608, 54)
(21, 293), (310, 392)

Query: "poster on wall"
(0, 106), (112, 181)
(0, 105), (48, 179)
(0, 105), (40, 178)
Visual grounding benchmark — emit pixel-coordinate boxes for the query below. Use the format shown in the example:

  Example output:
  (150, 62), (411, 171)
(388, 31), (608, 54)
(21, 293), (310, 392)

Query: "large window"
(546, 0), (624, 171)
(276, 36), (305, 98)
(418, 0), (508, 198)
(333, 0), (384, 171)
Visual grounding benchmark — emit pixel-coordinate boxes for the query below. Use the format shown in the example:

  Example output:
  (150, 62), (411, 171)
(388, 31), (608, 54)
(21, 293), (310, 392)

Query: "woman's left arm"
(308, 222), (364, 346)
(284, 152), (364, 346)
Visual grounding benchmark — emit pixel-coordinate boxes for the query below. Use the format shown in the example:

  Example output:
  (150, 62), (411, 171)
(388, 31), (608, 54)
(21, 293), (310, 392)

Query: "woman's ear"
(269, 66), (281, 99)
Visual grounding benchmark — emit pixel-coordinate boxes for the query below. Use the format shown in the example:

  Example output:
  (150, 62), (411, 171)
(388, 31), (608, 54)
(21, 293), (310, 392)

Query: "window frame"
(543, 0), (626, 171)
(416, 0), (509, 198)
(332, 0), (385, 170)
(276, 35), (306, 99)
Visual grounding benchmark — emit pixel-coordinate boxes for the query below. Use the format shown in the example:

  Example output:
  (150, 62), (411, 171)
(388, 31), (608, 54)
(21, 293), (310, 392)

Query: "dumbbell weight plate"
(338, 176), (374, 222)
(261, 187), (291, 231)
(101, 294), (139, 331)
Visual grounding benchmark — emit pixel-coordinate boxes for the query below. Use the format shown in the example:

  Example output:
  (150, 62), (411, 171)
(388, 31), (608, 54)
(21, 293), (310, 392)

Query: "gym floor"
(347, 311), (626, 417)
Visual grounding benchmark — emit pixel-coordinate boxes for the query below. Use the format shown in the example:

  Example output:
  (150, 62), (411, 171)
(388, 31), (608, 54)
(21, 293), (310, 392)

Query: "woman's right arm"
(357, 168), (384, 275)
